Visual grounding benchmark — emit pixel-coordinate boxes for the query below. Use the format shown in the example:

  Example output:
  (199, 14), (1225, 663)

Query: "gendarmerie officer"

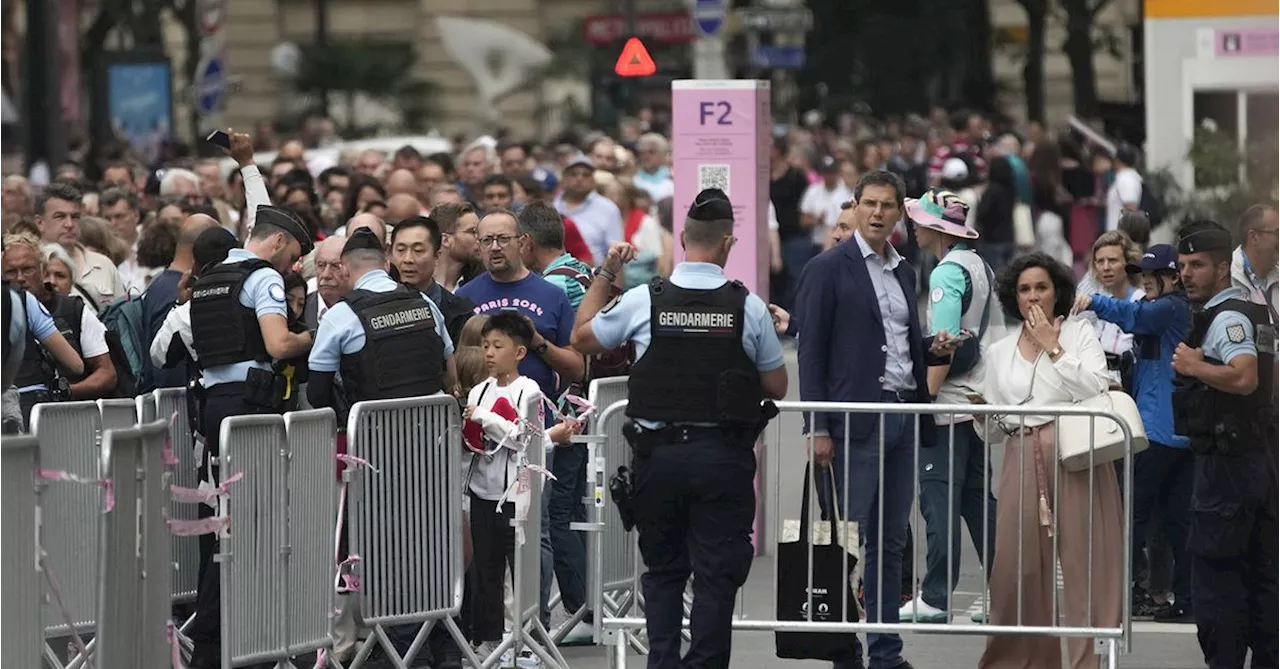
(1171, 222), (1278, 668)
(187, 205), (314, 668)
(2, 279), (84, 433)
(305, 227), (461, 668)
(306, 226), (458, 413)
(571, 188), (788, 668)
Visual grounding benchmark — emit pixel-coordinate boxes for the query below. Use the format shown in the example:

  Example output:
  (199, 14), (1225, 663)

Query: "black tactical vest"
(190, 259), (274, 369)
(626, 278), (763, 425)
(14, 292), (83, 389)
(1173, 297), (1276, 454)
(339, 286), (445, 402)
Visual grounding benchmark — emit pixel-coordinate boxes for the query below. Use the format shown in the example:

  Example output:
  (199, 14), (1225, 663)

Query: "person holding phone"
(900, 189), (1001, 623)
(1073, 243), (1192, 622)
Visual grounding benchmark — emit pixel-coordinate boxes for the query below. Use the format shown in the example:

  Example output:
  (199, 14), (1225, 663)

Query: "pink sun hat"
(906, 189), (978, 240)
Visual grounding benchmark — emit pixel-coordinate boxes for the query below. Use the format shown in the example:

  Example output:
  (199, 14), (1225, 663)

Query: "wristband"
(594, 265), (617, 282)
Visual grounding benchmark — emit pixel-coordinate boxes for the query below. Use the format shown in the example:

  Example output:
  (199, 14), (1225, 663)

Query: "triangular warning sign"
(614, 37), (657, 77)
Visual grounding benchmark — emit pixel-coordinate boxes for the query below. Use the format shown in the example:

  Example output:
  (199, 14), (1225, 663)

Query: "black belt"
(205, 382), (247, 396)
(881, 389), (918, 403)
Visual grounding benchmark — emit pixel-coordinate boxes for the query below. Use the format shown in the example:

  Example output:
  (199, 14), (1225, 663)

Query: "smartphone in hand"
(205, 130), (231, 149)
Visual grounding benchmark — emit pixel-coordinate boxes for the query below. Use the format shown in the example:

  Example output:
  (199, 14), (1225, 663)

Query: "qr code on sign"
(698, 164), (730, 195)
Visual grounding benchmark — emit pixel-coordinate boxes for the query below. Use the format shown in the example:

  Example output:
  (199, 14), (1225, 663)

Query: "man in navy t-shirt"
(458, 210), (583, 398)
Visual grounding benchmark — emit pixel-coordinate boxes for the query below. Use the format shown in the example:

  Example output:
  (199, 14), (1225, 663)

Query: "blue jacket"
(794, 240), (935, 446)
(1089, 291), (1191, 448)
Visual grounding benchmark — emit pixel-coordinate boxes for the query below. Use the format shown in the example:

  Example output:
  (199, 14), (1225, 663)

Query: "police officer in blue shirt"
(2, 281), (84, 432)
(305, 227), (462, 668)
(187, 205), (315, 668)
(1075, 243), (1193, 621)
(1171, 222), (1277, 668)
(571, 188), (788, 669)
(306, 227), (458, 412)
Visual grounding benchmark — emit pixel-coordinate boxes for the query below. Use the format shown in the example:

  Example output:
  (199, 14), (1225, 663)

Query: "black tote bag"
(775, 465), (863, 661)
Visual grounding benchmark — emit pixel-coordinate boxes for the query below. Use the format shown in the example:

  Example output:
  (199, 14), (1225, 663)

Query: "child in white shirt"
(461, 311), (576, 649)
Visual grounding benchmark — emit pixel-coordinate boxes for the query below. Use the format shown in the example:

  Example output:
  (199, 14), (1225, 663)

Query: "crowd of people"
(1, 104), (1277, 669)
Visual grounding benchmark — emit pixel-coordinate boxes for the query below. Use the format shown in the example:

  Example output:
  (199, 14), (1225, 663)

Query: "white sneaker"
(898, 595), (948, 622)
(470, 640), (502, 667)
(499, 648), (542, 668)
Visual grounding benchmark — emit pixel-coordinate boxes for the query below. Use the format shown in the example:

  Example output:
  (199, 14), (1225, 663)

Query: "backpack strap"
(546, 266), (592, 292)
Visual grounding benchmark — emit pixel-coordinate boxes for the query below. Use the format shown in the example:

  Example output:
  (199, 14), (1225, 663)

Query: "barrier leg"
(611, 627), (627, 669)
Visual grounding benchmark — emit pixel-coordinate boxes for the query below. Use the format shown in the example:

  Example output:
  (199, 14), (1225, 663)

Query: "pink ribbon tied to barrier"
(165, 621), (183, 669)
(170, 471), (244, 504)
(161, 411), (181, 466)
(167, 515), (230, 536)
(37, 468), (115, 512)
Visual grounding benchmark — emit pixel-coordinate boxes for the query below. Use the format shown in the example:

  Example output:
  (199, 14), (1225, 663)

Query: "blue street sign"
(750, 44), (806, 69)
(694, 0), (725, 37)
(195, 57), (225, 116)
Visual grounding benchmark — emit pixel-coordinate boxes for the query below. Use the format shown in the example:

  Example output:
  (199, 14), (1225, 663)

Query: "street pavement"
(556, 346), (1205, 668)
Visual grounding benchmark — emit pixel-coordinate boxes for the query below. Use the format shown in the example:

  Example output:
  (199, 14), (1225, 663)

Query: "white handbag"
(1005, 346), (1148, 472)
(1056, 390), (1148, 472)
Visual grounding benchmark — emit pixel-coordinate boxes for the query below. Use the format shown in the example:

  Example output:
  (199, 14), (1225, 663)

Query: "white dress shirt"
(978, 317), (1110, 440)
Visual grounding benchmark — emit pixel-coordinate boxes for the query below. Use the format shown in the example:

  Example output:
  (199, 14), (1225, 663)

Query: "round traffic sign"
(195, 57), (226, 116)
(198, 0), (225, 35)
(694, 0), (726, 37)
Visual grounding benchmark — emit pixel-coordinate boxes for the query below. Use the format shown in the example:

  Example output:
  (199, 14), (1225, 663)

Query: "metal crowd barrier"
(569, 377), (645, 652)
(155, 387), (202, 609)
(217, 408), (339, 667)
(343, 395), (479, 669)
(97, 397), (139, 431)
(592, 399), (1135, 669)
(285, 409), (341, 656)
(1, 434), (42, 669)
(95, 420), (171, 669)
(32, 401), (105, 667)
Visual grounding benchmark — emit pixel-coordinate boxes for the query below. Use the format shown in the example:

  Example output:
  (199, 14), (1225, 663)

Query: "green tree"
(1149, 122), (1279, 237)
(293, 41), (436, 134)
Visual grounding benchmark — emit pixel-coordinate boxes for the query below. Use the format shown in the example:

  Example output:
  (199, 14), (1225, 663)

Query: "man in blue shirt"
(1075, 243), (1192, 621)
(793, 170), (933, 669)
(571, 188), (788, 669)
(146, 213), (221, 390)
(1171, 222), (1277, 668)
(186, 205), (314, 668)
(555, 154), (625, 263)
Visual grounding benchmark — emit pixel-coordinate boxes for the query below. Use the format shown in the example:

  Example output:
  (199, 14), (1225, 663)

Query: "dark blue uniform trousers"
(1190, 448), (1278, 668)
(632, 427), (756, 669)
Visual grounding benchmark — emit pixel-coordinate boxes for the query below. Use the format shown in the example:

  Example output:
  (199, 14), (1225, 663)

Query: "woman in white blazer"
(975, 252), (1123, 669)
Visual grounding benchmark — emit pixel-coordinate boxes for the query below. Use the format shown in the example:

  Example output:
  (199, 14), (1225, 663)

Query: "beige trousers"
(979, 424), (1124, 669)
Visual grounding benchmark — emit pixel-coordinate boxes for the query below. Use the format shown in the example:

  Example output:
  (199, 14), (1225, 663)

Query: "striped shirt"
(541, 253), (593, 311)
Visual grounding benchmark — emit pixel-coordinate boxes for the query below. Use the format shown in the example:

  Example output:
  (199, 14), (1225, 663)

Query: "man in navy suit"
(793, 170), (933, 669)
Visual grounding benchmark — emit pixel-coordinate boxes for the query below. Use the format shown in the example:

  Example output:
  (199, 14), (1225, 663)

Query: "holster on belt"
(245, 367), (285, 412)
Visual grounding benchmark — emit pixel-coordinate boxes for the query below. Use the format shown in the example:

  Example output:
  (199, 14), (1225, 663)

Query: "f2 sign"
(699, 101), (732, 125)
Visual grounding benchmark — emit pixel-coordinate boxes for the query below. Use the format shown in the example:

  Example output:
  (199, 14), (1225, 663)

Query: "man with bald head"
(146, 213), (221, 389)
(385, 169), (418, 198)
(304, 236), (351, 332)
(386, 193), (424, 225)
(344, 213), (388, 247)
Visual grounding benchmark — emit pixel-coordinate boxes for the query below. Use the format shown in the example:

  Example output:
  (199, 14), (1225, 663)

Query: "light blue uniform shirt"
(24, 292), (56, 340)
(202, 249), (287, 388)
(1202, 286), (1258, 364)
(926, 243), (973, 337)
(853, 230), (916, 392)
(590, 261), (785, 427)
(309, 269), (455, 373)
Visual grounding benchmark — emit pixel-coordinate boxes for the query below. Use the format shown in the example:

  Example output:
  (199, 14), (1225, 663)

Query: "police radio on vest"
(658, 310), (734, 329)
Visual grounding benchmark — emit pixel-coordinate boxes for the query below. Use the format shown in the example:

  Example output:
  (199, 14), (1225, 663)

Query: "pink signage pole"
(671, 79), (772, 554)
